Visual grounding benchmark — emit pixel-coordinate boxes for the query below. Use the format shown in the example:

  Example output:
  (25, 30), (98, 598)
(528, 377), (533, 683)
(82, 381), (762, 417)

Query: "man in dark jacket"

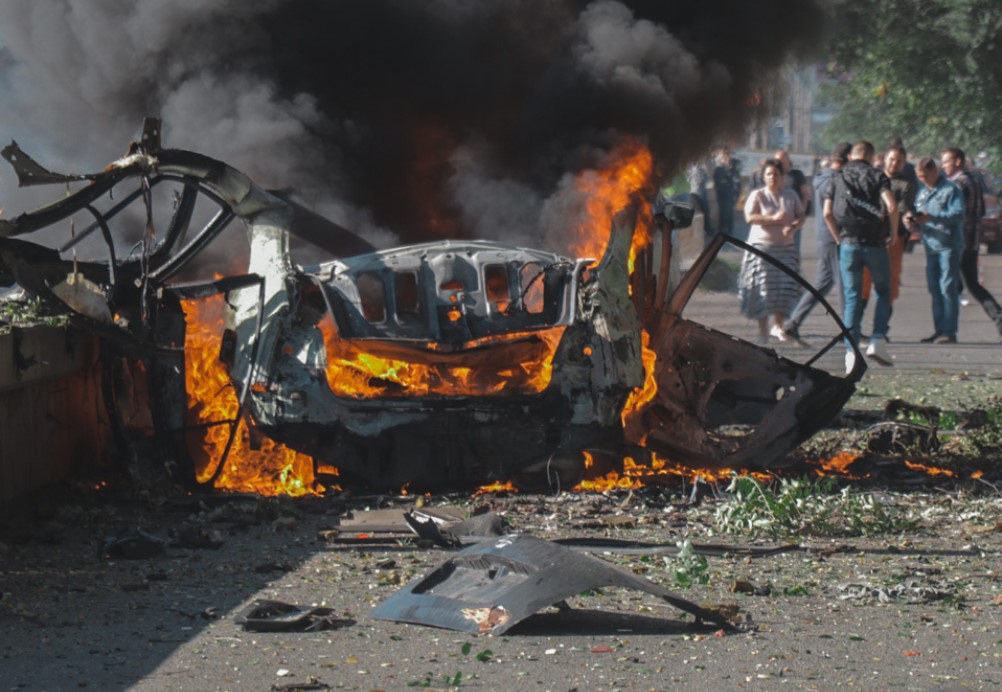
(889, 137), (919, 189)
(823, 140), (898, 373)
(712, 146), (741, 238)
(940, 147), (1002, 340)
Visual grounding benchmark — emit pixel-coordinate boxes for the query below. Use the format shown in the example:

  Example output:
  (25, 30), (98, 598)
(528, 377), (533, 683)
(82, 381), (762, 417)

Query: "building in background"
(745, 64), (826, 158)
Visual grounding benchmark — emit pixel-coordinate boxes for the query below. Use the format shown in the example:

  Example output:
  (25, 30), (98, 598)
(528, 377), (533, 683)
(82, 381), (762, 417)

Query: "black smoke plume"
(0, 0), (823, 252)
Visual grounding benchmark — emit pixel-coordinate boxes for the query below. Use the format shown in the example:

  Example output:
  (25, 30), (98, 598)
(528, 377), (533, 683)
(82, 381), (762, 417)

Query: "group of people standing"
(737, 140), (1002, 374)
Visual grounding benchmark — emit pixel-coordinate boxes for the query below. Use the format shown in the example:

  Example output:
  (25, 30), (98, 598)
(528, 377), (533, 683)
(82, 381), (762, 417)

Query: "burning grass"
(572, 454), (768, 493)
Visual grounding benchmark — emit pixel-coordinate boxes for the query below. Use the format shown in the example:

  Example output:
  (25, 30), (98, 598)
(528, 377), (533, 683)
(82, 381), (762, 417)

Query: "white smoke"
(0, 0), (393, 247)
(0, 1), (279, 163)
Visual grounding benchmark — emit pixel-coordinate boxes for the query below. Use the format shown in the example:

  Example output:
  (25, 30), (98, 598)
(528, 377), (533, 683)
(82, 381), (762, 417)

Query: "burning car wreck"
(0, 120), (862, 495)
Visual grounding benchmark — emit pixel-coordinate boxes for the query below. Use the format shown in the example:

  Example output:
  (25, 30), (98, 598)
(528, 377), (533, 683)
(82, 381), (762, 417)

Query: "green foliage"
(0, 295), (70, 334)
(714, 474), (919, 538)
(459, 642), (493, 663)
(820, 0), (1002, 175)
(662, 539), (710, 588)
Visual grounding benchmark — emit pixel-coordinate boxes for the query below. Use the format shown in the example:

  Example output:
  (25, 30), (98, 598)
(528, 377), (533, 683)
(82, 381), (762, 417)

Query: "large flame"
(182, 142), (668, 496)
(183, 296), (326, 496)
(314, 143), (658, 402)
(567, 142), (653, 260)
(319, 317), (564, 398)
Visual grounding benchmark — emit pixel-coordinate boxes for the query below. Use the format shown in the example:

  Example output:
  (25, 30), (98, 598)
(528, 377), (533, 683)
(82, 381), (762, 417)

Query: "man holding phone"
(910, 157), (964, 344)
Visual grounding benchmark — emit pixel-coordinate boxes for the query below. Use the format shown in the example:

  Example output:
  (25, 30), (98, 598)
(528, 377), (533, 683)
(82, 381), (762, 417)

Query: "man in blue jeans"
(940, 148), (1002, 341)
(781, 143), (851, 345)
(911, 156), (964, 343)
(822, 141), (898, 373)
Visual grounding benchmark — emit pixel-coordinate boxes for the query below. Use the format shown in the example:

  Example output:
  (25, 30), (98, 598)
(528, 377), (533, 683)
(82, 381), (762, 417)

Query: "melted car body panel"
(372, 534), (737, 634)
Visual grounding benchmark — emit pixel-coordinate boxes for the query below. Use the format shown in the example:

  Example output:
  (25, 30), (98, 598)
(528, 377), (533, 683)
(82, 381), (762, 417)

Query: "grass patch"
(714, 474), (920, 539)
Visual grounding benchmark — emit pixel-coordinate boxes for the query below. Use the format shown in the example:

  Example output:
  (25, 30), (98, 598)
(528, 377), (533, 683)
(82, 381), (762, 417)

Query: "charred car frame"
(0, 119), (862, 493)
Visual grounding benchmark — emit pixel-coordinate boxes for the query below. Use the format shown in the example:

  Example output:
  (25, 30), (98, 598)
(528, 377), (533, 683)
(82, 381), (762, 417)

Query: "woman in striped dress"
(740, 158), (806, 343)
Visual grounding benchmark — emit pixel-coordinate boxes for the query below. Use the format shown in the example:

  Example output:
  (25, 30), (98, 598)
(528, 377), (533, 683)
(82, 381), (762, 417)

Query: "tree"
(820, 0), (1002, 176)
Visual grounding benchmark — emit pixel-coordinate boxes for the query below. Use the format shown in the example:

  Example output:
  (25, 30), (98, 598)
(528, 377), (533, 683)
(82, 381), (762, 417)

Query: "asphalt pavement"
(1, 218), (999, 692)
(799, 222), (1002, 372)
(704, 220), (1002, 375)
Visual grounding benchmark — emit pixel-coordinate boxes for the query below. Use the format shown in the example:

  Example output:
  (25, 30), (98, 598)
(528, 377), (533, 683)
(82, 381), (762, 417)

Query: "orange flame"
(816, 451), (863, 478)
(183, 296), (328, 496)
(472, 452), (759, 495)
(904, 460), (955, 477)
(572, 455), (768, 492)
(319, 316), (564, 398)
(816, 454), (962, 480)
(183, 142), (669, 496)
(473, 480), (518, 496)
(621, 331), (658, 435)
(568, 142), (654, 260)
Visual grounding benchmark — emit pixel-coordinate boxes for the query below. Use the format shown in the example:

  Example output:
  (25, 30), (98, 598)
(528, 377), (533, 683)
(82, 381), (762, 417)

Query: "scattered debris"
(956, 408), (990, 430)
(403, 509), (509, 547)
(235, 599), (353, 632)
(729, 579), (771, 596)
(698, 603), (742, 623)
(837, 580), (957, 604)
(167, 526), (224, 550)
(884, 398), (941, 425)
(99, 526), (167, 559)
(270, 677), (332, 692)
(3, 475), (1002, 689)
(551, 537), (802, 558)
(863, 421), (941, 456)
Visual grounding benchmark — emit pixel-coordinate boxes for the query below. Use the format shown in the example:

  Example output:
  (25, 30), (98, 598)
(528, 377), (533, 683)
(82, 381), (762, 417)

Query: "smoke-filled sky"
(0, 0), (823, 253)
